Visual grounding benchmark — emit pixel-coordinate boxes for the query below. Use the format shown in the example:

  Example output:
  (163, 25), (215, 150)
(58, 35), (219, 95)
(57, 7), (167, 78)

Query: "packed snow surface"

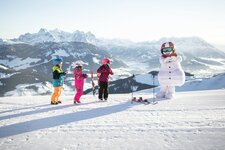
(0, 90), (225, 150)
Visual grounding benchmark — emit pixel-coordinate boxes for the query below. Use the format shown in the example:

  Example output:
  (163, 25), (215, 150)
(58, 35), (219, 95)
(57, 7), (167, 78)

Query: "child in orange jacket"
(51, 57), (66, 105)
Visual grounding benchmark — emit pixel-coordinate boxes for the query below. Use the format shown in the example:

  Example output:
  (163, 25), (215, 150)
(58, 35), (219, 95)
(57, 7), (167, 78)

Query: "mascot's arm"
(176, 55), (182, 63)
(159, 57), (164, 64)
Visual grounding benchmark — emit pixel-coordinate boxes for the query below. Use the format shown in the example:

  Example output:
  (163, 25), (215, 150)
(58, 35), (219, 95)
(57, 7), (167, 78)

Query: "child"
(73, 60), (87, 104)
(97, 58), (113, 101)
(51, 57), (67, 105)
(156, 42), (185, 99)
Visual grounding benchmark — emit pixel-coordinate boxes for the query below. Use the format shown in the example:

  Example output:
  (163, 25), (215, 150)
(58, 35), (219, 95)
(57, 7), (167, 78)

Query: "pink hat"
(102, 58), (110, 64)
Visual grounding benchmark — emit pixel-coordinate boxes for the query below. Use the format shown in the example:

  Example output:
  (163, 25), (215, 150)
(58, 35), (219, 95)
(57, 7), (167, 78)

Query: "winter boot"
(51, 101), (58, 105)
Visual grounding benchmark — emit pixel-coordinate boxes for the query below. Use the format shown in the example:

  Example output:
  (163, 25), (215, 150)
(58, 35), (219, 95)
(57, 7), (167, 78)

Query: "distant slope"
(0, 42), (125, 96)
(177, 72), (225, 92)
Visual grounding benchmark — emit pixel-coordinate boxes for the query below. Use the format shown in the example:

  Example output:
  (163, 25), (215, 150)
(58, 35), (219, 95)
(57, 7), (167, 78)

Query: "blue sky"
(0, 0), (225, 44)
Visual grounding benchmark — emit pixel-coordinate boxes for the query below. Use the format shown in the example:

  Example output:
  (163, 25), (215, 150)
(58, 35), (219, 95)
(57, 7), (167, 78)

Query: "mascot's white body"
(157, 43), (185, 99)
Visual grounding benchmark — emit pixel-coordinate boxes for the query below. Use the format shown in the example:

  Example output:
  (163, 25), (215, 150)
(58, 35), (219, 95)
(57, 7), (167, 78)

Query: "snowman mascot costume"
(156, 42), (185, 99)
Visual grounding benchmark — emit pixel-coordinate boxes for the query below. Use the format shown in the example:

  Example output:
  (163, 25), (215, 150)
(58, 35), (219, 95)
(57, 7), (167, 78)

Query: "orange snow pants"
(51, 86), (62, 103)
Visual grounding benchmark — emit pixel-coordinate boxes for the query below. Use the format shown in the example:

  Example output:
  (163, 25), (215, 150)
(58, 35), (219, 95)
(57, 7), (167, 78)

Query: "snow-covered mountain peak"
(38, 28), (49, 34)
(157, 36), (214, 48)
(147, 36), (224, 58)
(18, 28), (55, 44)
(15, 28), (97, 45)
(52, 28), (62, 33)
(72, 30), (97, 44)
(0, 38), (3, 44)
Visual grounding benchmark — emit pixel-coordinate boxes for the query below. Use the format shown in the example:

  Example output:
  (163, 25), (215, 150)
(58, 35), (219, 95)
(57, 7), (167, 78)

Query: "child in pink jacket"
(73, 61), (87, 104)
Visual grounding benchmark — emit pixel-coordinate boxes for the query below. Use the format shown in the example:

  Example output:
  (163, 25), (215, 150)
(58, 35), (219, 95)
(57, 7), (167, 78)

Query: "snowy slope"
(177, 73), (225, 92)
(0, 90), (225, 150)
(132, 72), (225, 93)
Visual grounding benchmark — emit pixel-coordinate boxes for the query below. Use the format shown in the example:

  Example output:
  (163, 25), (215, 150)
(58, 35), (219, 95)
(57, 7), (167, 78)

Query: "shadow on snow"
(0, 101), (132, 138)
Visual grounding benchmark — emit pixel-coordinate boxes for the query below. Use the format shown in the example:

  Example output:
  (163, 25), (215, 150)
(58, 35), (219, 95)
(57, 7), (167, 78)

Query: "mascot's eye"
(162, 47), (173, 52)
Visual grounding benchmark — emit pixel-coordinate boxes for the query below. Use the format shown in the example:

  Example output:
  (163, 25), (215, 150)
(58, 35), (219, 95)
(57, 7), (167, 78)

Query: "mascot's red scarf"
(162, 53), (177, 58)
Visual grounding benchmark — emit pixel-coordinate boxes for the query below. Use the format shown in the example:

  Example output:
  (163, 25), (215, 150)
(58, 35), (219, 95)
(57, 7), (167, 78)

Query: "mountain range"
(0, 28), (225, 96)
(97, 37), (225, 76)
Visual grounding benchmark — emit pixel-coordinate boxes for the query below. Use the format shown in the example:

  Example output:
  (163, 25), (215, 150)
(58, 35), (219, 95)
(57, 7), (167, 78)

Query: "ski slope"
(0, 90), (225, 150)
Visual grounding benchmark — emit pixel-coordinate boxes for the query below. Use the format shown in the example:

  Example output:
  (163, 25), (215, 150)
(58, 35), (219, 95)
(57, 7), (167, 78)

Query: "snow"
(0, 65), (9, 70)
(70, 51), (88, 58)
(189, 58), (225, 73)
(17, 28), (97, 45)
(92, 57), (100, 64)
(135, 72), (225, 93)
(0, 39), (25, 45)
(135, 73), (153, 84)
(0, 57), (42, 71)
(173, 56), (225, 77)
(177, 73), (225, 92)
(0, 90), (225, 150)
(109, 67), (133, 80)
(4, 82), (52, 97)
(51, 49), (70, 58)
(0, 72), (20, 79)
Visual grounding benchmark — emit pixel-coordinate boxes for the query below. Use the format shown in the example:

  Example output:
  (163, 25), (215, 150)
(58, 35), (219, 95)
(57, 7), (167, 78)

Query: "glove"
(83, 74), (88, 78)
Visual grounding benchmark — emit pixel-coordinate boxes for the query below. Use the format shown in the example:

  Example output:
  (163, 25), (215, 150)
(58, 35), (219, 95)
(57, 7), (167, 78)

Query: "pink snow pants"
(74, 79), (84, 102)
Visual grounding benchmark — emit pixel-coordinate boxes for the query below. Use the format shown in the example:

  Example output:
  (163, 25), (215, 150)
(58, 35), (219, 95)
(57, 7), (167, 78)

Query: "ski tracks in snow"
(0, 90), (225, 150)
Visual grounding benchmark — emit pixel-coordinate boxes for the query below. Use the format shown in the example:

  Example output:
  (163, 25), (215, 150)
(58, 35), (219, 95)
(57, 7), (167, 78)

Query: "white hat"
(72, 60), (84, 68)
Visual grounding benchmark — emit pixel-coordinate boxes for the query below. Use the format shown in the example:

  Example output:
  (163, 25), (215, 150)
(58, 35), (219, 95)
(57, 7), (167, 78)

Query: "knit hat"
(52, 56), (63, 65)
(102, 58), (110, 64)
